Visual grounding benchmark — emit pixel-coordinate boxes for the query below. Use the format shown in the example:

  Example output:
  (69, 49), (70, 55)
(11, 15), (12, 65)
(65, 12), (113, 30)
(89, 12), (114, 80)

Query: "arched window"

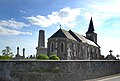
(50, 42), (54, 52)
(60, 42), (65, 53)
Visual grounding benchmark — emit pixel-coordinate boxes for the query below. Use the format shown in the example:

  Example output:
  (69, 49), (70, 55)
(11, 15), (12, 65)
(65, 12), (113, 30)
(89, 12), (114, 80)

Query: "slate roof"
(49, 28), (77, 41)
(49, 28), (99, 47)
(69, 30), (99, 47)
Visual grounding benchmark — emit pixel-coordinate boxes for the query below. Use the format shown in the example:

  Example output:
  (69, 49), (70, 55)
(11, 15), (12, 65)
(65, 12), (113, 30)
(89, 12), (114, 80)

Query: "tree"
(2, 46), (13, 56)
(36, 54), (49, 60)
(49, 54), (60, 60)
(1, 46), (13, 60)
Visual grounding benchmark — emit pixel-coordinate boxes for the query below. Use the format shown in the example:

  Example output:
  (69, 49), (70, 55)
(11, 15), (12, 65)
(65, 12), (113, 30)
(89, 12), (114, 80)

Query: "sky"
(0, 0), (120, 57)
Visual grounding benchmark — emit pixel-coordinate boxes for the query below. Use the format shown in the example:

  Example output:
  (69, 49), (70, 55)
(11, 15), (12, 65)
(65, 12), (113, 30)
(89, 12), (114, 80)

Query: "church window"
(96, 49), (98, 54)
(87, 47), (90, 52)
(50, 42), (54, 52)
(60, 42), (65, 53)
(55, 42), (57, 48)
(92, 48), (94, 52)
(82, 46), (84, 49)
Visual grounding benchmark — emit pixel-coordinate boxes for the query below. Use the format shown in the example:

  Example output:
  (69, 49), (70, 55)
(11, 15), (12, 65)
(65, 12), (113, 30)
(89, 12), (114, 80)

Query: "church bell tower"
(86, 17), (97, 44)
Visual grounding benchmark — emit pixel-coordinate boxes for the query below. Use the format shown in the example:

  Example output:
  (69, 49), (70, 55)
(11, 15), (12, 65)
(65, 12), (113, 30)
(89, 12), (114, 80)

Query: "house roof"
(49, 28), (77, 41)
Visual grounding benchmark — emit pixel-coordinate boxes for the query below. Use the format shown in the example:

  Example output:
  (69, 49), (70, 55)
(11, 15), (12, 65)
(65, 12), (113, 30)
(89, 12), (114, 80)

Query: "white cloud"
(82, 0), (120, 28)
(91, 0), (120, 14)
(82, 12), (108, 28)
(0, 26), (32, 35)
(0, 19), (32, 35)
(0, 19), (29, 29)
(26, 7), (81, 28)
(19, 10), (26, 13)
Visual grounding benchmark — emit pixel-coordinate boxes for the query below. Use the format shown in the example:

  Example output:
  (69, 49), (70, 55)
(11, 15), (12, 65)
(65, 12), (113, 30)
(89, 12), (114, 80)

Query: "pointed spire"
(86, 17), (95, 34)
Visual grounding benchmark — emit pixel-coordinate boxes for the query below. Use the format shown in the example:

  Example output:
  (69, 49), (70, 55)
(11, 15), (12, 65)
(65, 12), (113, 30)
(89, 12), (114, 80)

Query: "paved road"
(85, 74), (120, 81)
(98, 76), (120, 81)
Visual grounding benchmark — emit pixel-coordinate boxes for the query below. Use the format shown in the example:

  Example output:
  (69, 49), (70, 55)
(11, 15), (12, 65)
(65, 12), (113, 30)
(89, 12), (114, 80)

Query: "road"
(85, 74), (120, 81)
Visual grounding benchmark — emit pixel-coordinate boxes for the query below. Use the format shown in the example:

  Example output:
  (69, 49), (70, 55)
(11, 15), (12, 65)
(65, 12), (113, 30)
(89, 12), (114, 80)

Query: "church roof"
(49, 28), (99, 47)
(69, 30), (99, 47)
(86, 17), (95, 34)
(49, 28), (76, 41)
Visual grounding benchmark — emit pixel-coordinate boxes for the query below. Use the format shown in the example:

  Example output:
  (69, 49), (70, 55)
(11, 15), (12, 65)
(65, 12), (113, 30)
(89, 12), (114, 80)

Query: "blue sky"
(0, 0), (120, 57)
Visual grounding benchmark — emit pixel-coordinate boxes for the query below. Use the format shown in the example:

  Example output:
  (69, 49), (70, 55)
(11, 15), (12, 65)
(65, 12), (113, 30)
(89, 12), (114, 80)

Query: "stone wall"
(0, 60), (120, 81)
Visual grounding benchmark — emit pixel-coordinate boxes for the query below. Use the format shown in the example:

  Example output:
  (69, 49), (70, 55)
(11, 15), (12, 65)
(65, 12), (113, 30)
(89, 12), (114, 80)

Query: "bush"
(0, 55), (12, 60)
(0, 55), (3, 59)
(36, 54), (49, 60)
(49, 54), (60, 60)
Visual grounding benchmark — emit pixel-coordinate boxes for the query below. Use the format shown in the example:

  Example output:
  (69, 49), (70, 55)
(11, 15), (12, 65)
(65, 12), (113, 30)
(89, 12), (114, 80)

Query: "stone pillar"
(17, 47), (19, 55)
(23, 48), (25, 59)
(36, 30), (47, 55)
(38, 30), (45, 47)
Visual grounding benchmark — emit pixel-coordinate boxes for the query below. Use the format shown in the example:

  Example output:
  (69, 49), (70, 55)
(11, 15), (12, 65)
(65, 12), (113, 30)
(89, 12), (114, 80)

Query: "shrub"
(36, 54), (49, 60)
(0, 55), (12, 60)
(2, 55), (12, 60)
(49, 54), (60, 60)
(0, 55), (3, 59)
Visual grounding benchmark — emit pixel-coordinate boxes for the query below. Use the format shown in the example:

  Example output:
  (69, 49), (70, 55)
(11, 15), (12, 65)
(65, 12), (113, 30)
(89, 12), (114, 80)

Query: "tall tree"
(2, 46), (13, 56)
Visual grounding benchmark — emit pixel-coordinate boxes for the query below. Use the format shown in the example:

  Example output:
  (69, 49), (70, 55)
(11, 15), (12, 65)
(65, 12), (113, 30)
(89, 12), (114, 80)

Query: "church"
(36, 17), (101, 60)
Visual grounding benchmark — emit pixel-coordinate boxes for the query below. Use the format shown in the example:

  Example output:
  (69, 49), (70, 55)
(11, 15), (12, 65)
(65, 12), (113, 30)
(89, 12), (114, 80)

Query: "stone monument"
(36, 30), (47, 56)
(23, 48), (25, 59)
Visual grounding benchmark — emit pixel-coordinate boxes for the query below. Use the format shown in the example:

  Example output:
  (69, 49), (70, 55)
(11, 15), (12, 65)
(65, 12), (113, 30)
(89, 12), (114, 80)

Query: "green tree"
(2, 46), (13, 56)
(49, 54), (60, 60)
(36, 54), (49, 60)
(1, 46), (13, 60)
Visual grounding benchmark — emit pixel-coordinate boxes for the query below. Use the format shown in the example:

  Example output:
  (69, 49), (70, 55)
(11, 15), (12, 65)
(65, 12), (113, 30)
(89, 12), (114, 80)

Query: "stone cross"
(109, 50), (113, 55)
(67, 48), (71, 57)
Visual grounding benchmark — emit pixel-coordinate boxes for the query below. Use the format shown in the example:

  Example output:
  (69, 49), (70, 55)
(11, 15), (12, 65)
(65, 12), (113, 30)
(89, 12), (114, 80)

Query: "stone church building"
(36, 17), (101, 60)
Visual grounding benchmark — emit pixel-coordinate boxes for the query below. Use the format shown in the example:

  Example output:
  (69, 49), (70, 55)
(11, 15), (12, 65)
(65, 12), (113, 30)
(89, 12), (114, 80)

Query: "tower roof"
(86, 17), (95, 34)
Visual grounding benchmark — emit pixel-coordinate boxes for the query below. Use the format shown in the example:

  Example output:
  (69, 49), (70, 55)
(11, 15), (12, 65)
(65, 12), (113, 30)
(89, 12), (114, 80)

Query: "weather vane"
(59, 24), (61, 29)
(91, 12), (92, 17)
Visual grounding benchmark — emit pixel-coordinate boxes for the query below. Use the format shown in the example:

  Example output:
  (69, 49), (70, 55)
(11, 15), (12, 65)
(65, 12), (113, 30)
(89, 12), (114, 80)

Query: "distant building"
(37, 17), (101, 60)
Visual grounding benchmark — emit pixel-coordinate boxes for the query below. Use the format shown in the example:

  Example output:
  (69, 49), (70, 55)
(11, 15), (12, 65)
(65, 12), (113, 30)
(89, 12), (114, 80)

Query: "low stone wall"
(0, 60), (120, 81)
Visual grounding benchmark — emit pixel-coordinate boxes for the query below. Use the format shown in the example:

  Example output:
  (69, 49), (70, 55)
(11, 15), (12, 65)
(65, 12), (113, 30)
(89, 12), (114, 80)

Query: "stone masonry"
(0, 60), (120, 81)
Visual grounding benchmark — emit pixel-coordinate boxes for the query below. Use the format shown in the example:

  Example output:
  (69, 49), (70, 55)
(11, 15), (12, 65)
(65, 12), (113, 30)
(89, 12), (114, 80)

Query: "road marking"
(98, 75), (120, 81)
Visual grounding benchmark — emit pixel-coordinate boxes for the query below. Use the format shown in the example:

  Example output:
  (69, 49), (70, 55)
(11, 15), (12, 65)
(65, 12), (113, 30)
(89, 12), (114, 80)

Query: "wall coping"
(0, 60), (120, 62)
